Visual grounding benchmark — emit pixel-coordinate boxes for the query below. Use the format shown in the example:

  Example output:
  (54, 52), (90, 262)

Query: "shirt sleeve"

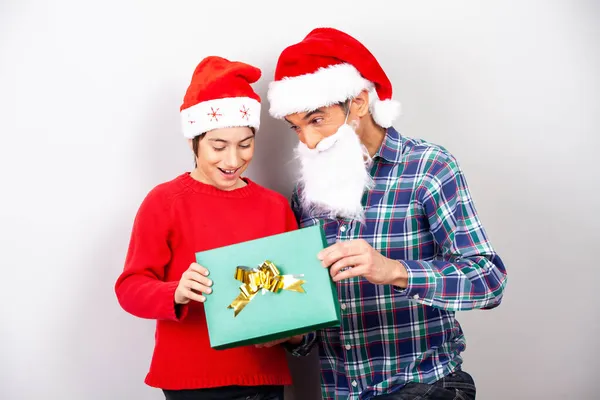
(396, 154), (507, 311)
(114, 187), (189, 321)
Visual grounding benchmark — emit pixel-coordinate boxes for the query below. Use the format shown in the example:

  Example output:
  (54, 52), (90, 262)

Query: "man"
(268, 28), (508, 400)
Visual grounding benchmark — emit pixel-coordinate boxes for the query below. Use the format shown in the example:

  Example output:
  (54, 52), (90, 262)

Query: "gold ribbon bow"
(227, 260), (305, 317)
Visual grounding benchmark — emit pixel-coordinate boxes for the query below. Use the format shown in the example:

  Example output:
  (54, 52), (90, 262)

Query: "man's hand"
(318, 239), (408, 287)
(255, 335), (304, 348)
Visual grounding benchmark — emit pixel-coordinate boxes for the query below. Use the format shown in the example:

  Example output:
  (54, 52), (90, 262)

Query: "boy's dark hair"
(192, 134), (204, 165)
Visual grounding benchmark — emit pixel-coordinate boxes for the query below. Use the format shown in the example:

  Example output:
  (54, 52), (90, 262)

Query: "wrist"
(390, 259), (408, 288)
(174, 294), (184, 305)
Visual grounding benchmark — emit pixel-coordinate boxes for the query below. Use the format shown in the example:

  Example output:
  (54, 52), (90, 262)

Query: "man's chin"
(298, 175), (368, 220)
(295, 123), (372, 221)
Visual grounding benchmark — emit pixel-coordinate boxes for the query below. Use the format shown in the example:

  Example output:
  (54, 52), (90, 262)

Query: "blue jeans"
(163, 385), (284, 400)
(374, 370), (476, 400)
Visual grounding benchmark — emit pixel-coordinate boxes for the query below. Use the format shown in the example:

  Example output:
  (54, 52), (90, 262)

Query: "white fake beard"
(295, 124), (374, 221)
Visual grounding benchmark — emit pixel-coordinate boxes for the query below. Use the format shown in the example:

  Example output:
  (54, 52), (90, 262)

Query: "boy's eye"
(310, 118), (324, 125)
(213, 147), (225, 152)
(239, 144), (251, 149)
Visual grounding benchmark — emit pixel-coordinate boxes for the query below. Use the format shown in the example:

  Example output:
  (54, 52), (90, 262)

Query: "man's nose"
(301, 131), (324, 150)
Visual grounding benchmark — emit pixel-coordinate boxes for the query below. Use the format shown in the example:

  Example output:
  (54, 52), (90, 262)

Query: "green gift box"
(196, 225), (340, 350)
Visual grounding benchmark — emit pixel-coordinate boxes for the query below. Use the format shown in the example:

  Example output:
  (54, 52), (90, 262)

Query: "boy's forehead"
(204, 127), (254, 140)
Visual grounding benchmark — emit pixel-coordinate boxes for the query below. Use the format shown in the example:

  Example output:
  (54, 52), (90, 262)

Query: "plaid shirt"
(289, 127), (507, 400)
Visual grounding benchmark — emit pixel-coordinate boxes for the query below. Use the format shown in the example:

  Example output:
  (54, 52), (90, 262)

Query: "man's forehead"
(284, 106), (338, 123)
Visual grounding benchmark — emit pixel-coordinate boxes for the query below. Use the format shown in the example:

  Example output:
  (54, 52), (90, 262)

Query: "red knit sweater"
(115, 173), (296, 390)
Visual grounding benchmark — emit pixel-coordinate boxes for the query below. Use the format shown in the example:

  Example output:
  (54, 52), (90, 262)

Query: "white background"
(1, 1), (599, 399)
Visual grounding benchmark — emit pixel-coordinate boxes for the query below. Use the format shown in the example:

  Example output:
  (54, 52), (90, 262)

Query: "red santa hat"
(180, 56), (262, 139)
(268, 28), (401, 128)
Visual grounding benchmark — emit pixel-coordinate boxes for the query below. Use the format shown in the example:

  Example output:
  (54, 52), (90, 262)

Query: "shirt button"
(341, 303), (347, 310)
(345, 343), (351, 350)
(351, 380), (358, 387)
(413, 294), (420, 300)
(340, 225), (347, 232)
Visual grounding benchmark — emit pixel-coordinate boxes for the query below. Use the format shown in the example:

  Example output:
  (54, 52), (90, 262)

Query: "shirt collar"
(373, 126), (403, 164)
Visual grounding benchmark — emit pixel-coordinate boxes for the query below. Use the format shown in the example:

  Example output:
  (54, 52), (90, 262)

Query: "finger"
(321, 241), (363, 267)
(185, 281), (213, 295)
(332, 265), (368, 282)
(318, 243), (348, 267)
(317, 242), (342, 261)
(188, 262), (210, 276)
(184, 289), (206, 303)
(262, 341), (281, 348)
(257, 339), (286, 348)
(329, 255), (364, 279)
(318, 240), (357, 261)
(319, 239), (367, 259)
(184, 271), (213, 287)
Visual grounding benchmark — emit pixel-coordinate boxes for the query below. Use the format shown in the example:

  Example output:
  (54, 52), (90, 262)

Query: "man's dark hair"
(337, 99), (351, 114)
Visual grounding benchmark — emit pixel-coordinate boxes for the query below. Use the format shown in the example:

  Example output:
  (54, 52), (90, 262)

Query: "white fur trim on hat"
(181, 97), (261, 139)
(368, 90), (402, 129)
(268, 63), (401, 128)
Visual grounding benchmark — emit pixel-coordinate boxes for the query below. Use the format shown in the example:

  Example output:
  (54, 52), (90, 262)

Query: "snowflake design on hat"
(240, 105), (250, 120)
(207, 107), (222, 122)
(187, 112), (196, 125)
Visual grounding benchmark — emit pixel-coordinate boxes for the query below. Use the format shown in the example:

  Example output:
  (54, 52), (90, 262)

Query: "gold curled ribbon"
(227, 260), (305, 317)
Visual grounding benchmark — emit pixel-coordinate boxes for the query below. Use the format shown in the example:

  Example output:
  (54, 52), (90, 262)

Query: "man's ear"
(187, 138), (194, 151)
(351, 89), (371, 118)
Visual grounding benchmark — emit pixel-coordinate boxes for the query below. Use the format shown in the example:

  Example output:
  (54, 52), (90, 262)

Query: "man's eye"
(310, 118), (324, 124)
(239, 144), (251, 149)
(213, 147), (225, 152)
